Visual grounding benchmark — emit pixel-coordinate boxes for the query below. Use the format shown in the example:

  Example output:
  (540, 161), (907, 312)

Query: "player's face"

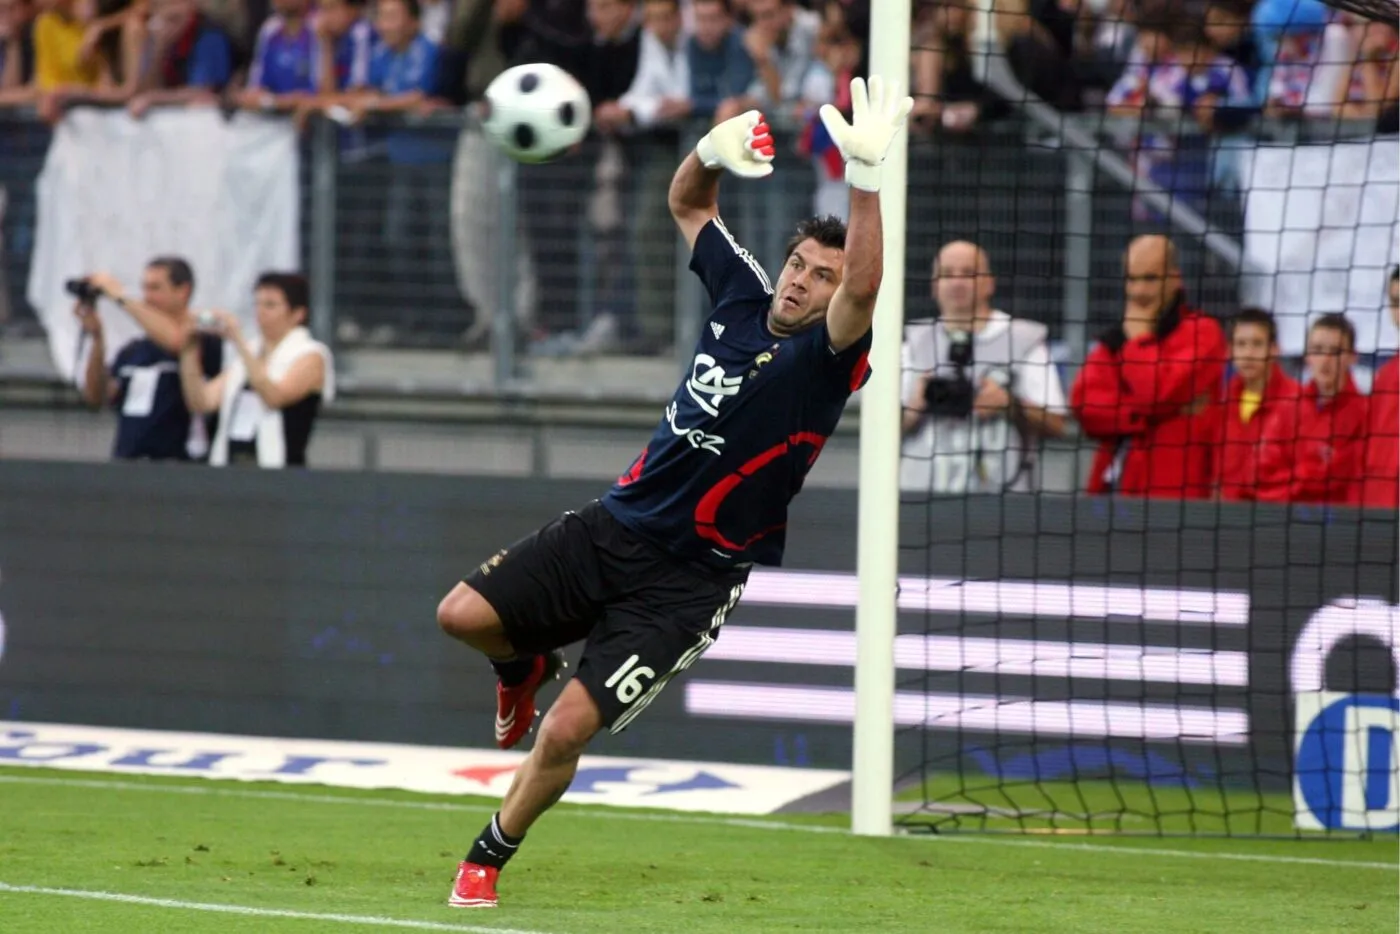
(1388, 277), (1398, 328)
(273, 0), (308, 17)
(1230, 322), (1273, 385)
(1304, 325), (1355, 396)
(769, 238), (842, 335)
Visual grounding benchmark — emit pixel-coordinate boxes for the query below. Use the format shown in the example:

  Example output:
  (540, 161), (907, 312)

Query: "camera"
(65, 278), (103, 304)
(195, 310), (219, 329)
(923, 330), (976, 418)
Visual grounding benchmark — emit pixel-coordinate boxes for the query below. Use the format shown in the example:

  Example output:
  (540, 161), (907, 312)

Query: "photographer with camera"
(176, 272), (334, 468)
(900, 241), (1066, 494)
(73, 256), (223, 461)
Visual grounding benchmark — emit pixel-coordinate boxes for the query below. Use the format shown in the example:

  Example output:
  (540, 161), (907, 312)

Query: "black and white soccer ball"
(482, 63), (591, 164)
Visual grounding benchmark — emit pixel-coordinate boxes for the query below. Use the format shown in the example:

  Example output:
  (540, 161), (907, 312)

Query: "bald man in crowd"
(1071, 235), (1227, 498)
(901, 240), (1067, 494)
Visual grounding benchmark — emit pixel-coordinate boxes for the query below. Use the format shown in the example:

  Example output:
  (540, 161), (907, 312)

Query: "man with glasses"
(1256, 313), (1368, 504)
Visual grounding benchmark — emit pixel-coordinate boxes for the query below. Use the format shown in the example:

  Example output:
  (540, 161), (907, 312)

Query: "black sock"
(490, 654), (538, 687)
(465, 813), (524, 869)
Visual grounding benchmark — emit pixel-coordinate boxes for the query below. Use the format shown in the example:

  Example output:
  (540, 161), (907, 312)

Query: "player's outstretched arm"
(819, 76), (913, 352)
(668, 110), (776, 250)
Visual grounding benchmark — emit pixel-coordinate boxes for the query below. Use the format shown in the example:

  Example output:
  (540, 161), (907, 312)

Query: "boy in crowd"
(315, 0), (372, 93)
(1213, 308), (1299, 501)
(1256, 313), (1368, 504)
(238, 0), (317, 110)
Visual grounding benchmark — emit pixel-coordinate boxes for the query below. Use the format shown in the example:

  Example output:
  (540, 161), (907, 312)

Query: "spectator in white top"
(714, 0), (818, 120)
(594, 0), (687, 353)
(600, 0), (689, 130)
(901, 241), (1068, 495)
(177, 272), (335, 469)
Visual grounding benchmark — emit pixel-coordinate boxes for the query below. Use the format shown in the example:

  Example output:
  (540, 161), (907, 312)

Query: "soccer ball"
(482, 63), (592, 164)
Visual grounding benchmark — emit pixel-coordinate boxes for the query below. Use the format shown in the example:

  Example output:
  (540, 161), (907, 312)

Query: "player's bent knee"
(536, 682), (603, 761)
(436, 583), (501, 641)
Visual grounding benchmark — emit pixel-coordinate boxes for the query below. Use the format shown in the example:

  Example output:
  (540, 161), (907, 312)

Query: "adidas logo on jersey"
(710, 322), (725, 340)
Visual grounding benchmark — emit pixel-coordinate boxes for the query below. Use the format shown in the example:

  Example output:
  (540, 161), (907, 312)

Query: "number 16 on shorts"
(605, 654), (656, 704)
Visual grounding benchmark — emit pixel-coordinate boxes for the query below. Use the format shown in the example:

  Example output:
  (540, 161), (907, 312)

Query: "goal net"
(888, 0), (1399, 836)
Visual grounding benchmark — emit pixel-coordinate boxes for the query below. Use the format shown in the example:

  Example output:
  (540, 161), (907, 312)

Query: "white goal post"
(851, 0), (912, 837)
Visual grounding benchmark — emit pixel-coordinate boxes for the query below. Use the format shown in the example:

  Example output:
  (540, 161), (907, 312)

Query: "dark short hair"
(1309, 312), (1356, 353)
(784, 215), (847, 259)
(1389, 265), (1399, 285)
(147, 256), (194, 292)
(1230, 307), (1277, 343)
(255, 272), (311, 316)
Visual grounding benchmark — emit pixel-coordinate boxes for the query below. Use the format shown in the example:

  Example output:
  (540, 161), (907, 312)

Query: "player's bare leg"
(450, 679), (602, 908)
(499, 680), (602, 833)
(437, 582), (566, 750)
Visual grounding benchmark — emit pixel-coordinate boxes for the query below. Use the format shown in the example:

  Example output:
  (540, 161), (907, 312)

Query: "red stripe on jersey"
(849, 351), (871, 392)
(617, 446), (648, 486)
(693, 432), (830, 551)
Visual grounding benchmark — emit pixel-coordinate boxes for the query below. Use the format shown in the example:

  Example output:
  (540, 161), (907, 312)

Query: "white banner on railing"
(1241, 137), (1400, 357)
(26, 109), (299, 382)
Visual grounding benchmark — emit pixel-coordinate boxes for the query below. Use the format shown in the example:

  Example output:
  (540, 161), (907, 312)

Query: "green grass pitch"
(0, 765), (1395, 933)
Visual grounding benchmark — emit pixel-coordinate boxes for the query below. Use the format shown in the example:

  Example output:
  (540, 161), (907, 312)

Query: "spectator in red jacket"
(1359, 268), (1399, 508)
(1213, 308), (1300, 501)
(1256, 314), (1369, 505)
(1072, 235), (1227, 498)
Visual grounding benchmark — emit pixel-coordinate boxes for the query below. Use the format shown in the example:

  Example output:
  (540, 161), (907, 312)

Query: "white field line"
(0, 774), (1394, 872)
(0, 883), (554, 934)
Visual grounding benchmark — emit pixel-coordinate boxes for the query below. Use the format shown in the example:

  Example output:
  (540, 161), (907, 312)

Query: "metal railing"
(0, 103), (1386, 399)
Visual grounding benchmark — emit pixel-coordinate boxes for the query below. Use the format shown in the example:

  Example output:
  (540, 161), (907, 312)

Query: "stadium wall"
(0, 462), (1393, 789)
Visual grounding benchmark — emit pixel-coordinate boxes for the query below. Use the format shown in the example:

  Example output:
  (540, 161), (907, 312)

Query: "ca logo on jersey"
(687, 353), (743, 416)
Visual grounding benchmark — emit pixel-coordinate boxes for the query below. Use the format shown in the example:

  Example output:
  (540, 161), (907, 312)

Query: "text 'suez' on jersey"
(601, 218), (872, 570)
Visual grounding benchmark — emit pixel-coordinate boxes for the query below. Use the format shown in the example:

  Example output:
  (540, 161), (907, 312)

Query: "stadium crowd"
(0, 0), (1396, 505)
(0, 0), (1394, 132)
(900, 235), (1398, 508)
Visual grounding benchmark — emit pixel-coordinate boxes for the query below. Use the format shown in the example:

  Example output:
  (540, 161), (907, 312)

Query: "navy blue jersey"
(110, 335), (222, 461)
(601, 217), (871, 570)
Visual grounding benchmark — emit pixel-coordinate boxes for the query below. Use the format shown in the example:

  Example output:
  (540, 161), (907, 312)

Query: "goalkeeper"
(435, 76), (912, 909)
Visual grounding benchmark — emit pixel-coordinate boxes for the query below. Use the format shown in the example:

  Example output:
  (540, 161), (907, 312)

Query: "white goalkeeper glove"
(695, 109), (776, 179)
(818, 75), (914, 193)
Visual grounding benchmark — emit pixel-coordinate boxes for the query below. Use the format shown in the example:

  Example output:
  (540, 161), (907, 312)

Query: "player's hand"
(695, 109), (775, 179)
(818, 75), (914, 192)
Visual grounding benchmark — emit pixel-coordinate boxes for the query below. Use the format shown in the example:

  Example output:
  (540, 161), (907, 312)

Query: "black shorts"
(463, 500), (748, 733)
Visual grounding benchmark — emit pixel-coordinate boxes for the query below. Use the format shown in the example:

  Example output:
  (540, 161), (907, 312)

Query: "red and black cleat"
(494, 649), (567, 750)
